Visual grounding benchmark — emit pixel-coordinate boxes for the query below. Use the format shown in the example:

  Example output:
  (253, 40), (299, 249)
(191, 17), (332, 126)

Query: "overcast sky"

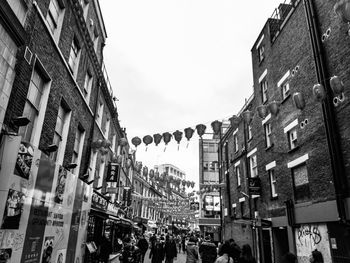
(99, 0), (283, 190)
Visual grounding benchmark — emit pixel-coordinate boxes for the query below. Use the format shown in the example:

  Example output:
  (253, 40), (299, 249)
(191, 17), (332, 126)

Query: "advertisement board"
(213, 196), (221, 211)
(0, 135), (91, 263)
(204, 196), (214, 211)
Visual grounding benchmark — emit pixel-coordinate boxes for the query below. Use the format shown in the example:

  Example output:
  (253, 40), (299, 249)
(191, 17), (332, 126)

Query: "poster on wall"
(1, 189), (25, 229)
(213, 196), (221, 211)
(55, 248), (66, 263)
(54, 167), (67, 204)
(295, 223), (332, 263)
(204, 196), (214, 211)
(0, 248), (12, 261)
(40, 236), (54, 263)
(14, 142), (34, 180)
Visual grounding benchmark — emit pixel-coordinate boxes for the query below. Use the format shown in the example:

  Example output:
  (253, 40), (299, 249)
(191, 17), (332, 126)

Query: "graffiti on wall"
(295, 224), (331, 263)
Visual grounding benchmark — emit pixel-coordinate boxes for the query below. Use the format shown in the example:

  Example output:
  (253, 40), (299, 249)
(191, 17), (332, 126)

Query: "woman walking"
(186, 237), (199, 263)
(149, 236), (165, 263)
(238, 244), (256, 263)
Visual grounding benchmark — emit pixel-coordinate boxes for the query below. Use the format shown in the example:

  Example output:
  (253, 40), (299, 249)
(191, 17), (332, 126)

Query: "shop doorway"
(261, 229), (272, 263)
(272, 227), (289, 263)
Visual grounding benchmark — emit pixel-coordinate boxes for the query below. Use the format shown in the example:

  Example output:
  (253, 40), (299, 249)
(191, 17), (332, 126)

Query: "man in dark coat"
(121, 237), (141, 263)
(228, 239), (241, 263)
(149, 236), (165, 263)
(164, 235), (177, 263)
(137, 234), (149, 263)
(99, 233), (113, 263)
(199, 235), (217, 263)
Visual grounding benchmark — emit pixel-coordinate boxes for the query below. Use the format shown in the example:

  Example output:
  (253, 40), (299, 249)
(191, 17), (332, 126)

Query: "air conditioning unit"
(24, 46), (33, 65)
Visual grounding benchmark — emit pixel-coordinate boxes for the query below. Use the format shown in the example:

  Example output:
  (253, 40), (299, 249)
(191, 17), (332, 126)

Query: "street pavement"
(110, 248), (189, 263)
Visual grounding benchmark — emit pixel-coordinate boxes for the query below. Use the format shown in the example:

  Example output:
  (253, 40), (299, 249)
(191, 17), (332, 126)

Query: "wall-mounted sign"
(106, 162), (120, 182)
(248, 177), (261, 195)
(204, 196), (214, 211)
(190, 202), (199, 211)
(213, 196), (221, 211)
(92, 193), (108, 211)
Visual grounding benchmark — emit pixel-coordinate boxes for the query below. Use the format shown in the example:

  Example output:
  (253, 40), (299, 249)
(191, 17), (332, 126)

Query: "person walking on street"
(182, 234), (186, 253)
(99, 233), (112, 263)
(186, 237), (199, 263)
(121, 237), (141, 263)
(199, 235), (217, 263)
(228, 239), (241, 263)
(215, 242), (233, 263)
(238, 244), (256, 263)
(149, 236), (165, 263)
(164, 235), (178, 263)
(137, 234), (149, 263)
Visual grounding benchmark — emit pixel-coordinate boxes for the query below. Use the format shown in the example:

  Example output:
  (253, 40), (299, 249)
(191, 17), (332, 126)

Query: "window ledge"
(265, 143), (274, 151)
(288, 145), (300, 153)
(258, 57), (265, 65)
(281, 94), (291, 104)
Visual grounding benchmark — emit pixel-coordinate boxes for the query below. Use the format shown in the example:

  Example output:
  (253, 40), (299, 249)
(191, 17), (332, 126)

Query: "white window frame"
(83, 71), (93, 103)
(248, 124), (252, 140)
(96, 99), (104, 127)
(68, 36), (81, 78)
(266, 161), (277, 198)
(256, 34), (265, 62)
(45, 0), (65, 42)
(233, 134), (238, 153)
(261, 79), (268, 103)
(19, 59), (51, 148)
(104, 117), (110, 139)
(278, 70), (291, 100)
(71, 127), (85, 175)
(53, 103), (71, 166)
(235, 161), (241, 187)
(264, 122), (272, 148)
(249, 154), (258, 178)
(284, 119), (298, 150)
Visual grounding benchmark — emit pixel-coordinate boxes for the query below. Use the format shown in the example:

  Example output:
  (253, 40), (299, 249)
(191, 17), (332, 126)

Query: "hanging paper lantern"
(115, 155), (123, 164)
(257, 105), (269, 119)
(330, 76), (345, 95)
(184, 127), (195, 141)
(268, 101), (280, 116)
(334, 0), (350, 22)
(242, 110), (254, 123)
(119, 138), (128, 147)
(196, 124), (206, 138)
(313, 84), (326, 101)
(136, 162), (142, 173)
(103, 140), (112, 148)
(211, 120), (222, 135)
(182, 180), (186, 186)
(93, 139), (104, 149)
(126, 158), (132, 168)
(186, 181), (191, 187)
(149, 169), (154, 179)
(131, 137), (142, 148)
(153, 133), (162, 146)
(293, 92), (306, 110)
(100, 147), (109, 155)
(173, 130), (183, 144)
(162, 132), (172, 145)
(143, 135), (153, 146)
(191, 182), (195, 188)
(229, 115), (241, 127)
(143, 166), (148, 177)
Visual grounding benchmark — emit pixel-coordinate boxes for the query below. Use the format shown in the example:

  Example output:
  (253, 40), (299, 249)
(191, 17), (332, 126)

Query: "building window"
(19, 69), (45, 144)
(240, 202), (244, 218)
(249, 154), (258, 177)
(288, 128), (297, 150)
(235, 165), (241, 187)
(264, 123), (272, 148)
(68, 36), (81, 77)
(258, 45), (265, 62)
(45, 0), (65, 40)
(261, 79), (268, 103)
(96, 100), (104, 127)
(248, 124), (252, 140)
(233, 134), (238, 153)
(269, 169), (277, 198)
(104, 118), (110, 138)
(83, 71), (92, 102)
(93, 27), (99, 52)
(52, 103), (70, 163)
(292, 163), (310, 202)
(282, 82), (290, 100)
(7, 0), (28, 25)
(72, 127), (84, 175)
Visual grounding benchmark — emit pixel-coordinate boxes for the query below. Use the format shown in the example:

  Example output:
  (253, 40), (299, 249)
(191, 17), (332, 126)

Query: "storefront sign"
(106, 163), (120, 182)
(213, 196), (221, 211)
(204, 196), (214, 211)
(248, 177), (261, 195)
(107, 203), (119, 216)
(92, 193), (108, 211)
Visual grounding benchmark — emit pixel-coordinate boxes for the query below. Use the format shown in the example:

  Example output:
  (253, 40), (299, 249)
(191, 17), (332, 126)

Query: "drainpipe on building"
(303, 0), (348, 223)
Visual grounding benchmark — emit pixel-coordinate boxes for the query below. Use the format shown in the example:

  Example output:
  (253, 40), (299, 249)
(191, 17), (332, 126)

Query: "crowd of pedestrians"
(97, 232), (324, 263)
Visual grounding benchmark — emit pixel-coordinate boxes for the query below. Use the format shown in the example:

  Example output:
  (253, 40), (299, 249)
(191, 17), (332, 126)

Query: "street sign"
(106, 162), (120, 182)
(248, 177), (261, 195)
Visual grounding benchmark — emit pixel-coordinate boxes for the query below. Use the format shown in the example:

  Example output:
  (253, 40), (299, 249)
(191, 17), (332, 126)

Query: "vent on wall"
(24, 46), (33, 65)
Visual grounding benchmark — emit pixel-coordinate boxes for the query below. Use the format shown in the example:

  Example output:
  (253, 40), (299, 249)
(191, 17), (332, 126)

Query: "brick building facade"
(0, 0), (131, 262)
(220, 0), (350, 262)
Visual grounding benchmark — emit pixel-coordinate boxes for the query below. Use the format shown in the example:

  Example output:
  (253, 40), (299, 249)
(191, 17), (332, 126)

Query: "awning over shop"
(90, 208), (109, 219)
(108, 215), (133, 228)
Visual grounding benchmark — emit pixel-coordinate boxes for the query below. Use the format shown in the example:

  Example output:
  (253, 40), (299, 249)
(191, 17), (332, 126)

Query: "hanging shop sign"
(106, 162), (120, 182)
(92, 193), (108, 211)
(190, 202), (199, 211)
(248, 177), (261, 195)
(204, 196), (214, 211)
(213, 196), (221, 211)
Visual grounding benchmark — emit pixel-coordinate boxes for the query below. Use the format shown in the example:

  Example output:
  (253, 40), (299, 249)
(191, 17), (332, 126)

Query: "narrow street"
(111, 248), (189, 263)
